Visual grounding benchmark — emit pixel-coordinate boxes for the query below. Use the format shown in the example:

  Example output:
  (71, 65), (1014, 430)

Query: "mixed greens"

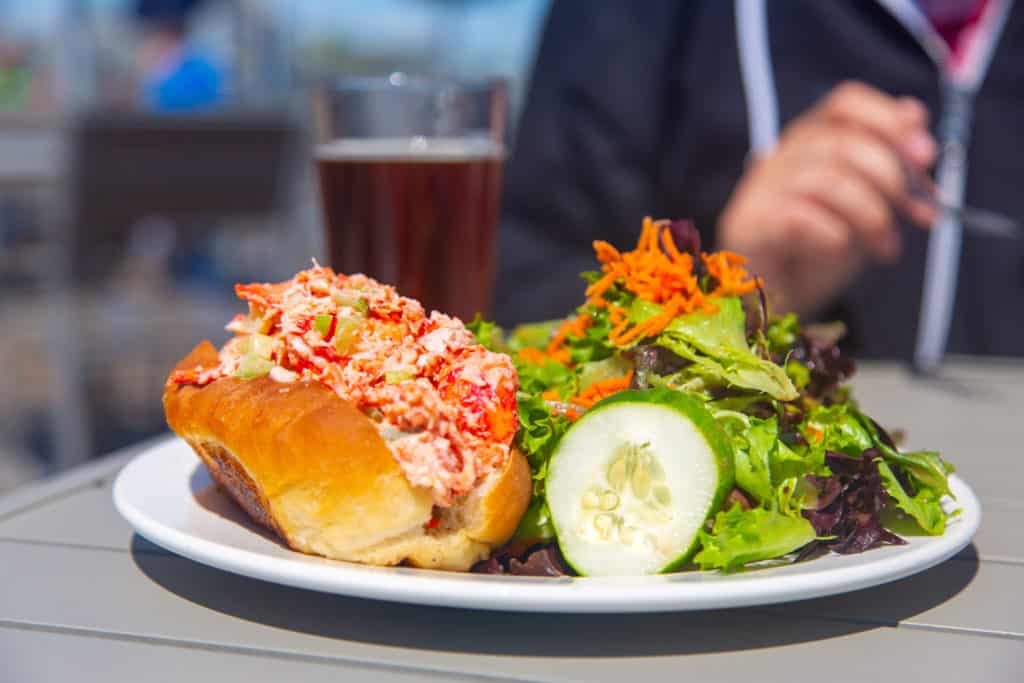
(470, 218), (956, 576)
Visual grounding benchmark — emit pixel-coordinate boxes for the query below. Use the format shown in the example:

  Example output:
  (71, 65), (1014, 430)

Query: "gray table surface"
(1, 360), (1022, 682)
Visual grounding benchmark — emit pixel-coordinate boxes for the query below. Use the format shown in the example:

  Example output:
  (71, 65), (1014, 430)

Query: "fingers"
(717, 183), (866, 317)
(779, 199), (852, 254)
(716, 81), (941, 315)
(794, 123), (936, 229)
(803, 125), (904, 196)
(904, 195), (940, 226)
(789, 164), (900, 262)
(815, 81), (937, 168)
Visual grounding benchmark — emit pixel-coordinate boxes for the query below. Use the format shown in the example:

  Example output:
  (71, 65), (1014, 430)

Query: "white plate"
(113, 438), (981, 613)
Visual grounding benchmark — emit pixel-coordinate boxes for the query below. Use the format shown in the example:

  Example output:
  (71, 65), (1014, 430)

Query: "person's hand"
(718, 81), (939, 316)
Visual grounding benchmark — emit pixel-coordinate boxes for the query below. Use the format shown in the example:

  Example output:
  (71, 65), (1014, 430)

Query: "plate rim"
(113, 437), (982, 613)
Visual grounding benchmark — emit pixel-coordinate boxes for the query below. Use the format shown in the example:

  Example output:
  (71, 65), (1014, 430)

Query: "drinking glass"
(311, 73), (507, 321)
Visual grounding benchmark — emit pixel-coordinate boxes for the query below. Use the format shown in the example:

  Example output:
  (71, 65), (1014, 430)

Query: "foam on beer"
(315, 137), (505, 162)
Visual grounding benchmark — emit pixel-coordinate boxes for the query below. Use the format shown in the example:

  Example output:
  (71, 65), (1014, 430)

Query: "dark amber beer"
(316, 137), (504, 322)
(312, 75), (507, 321)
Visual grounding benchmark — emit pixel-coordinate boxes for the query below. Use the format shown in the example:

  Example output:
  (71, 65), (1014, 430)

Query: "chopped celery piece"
(385, 369), (416, 384)
(333, 317), (362, 355)
(237, 334), (274, 359)
(238, 308), (276, 335)
(335, 291), (369, 314)
(234, 354), (274, 379)
(314, 314), (333, 337)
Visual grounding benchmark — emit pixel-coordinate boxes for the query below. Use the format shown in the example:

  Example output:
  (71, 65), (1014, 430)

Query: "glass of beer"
(312, 74), (507, 322)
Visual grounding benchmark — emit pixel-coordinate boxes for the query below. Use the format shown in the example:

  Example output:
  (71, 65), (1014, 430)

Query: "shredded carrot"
(549, 348), (571, 365)
(516, 347), (550, 365)
(547, 314), (592, 355)
(541, 372), (633, 418)
(804, 424), (824, 444)
(516, 217), (761, 405)
(579, 216), (759, 347)
(593, 241), (621, 263)
(703, 251), (762, 297)
(569, 372), (634, 409)
(512, 315), (588, 367)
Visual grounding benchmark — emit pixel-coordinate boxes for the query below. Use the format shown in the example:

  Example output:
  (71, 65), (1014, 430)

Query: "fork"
(904, 165), (1021, 239)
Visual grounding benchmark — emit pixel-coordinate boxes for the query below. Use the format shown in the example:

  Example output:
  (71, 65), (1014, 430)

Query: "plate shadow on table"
(130, 534), (980, 659)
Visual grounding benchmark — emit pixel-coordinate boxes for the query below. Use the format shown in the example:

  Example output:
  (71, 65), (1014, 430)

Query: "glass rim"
(317, 72), (507, 95)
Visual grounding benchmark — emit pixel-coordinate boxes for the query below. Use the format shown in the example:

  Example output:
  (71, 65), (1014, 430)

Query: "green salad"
(470, 218), (956, 577)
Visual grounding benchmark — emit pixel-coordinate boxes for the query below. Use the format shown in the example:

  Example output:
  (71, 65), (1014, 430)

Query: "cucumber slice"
(546, 389), (734, 576)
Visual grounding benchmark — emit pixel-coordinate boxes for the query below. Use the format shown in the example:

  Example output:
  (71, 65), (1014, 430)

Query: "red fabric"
(920, 0), (990, 56)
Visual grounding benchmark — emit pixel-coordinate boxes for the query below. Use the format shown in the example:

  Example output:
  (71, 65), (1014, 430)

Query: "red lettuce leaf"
(801, 450), (906, 558)
(471, 543), (573, 577)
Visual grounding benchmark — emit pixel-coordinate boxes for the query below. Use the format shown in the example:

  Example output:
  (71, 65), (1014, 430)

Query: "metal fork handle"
(904, 164), (1020, 239)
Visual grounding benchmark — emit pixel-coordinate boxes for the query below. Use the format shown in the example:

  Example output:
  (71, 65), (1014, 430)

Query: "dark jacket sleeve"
(493, 0), (694, 325)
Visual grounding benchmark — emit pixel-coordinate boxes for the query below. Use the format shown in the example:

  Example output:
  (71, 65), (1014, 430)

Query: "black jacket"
(495, 0), (1024, 359)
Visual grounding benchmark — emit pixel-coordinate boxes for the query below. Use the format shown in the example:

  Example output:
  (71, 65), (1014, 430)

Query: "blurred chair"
(48, 110), (299, 471)
(67, 111), (295, 281)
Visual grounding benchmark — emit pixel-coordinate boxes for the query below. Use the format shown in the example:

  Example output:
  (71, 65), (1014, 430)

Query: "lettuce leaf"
(517, 359), (577, 397)
(466, 315), (504, 351)
(776, 475), (820, 518)
(507, 319), (561, 353)
(884, 450), (954, 500)
(719, 414), (823, 511)
(773, 437), (825, 483)
(567, 313), (616, 364)
(513, 497), (556, 543)
(511, 393), (571, 543)
(655, 298), (798, 401)
(803, 404), (874, 457)
(663, 296), (750, 352)
(515, 392), (570, 472)
(766, 313), (801, 354)
(577, 354), (632, 390)
(853, 411), (955, 500)
(728, 416), (775, 505)
(876, 459), (948, 535)
(694, 505), (816, 572)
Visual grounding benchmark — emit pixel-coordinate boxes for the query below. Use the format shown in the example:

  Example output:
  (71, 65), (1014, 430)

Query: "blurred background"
(0, 0), (550, 491)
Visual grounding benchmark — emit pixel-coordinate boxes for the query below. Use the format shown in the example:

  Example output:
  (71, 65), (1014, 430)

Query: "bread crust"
(164, 342), (530, 570)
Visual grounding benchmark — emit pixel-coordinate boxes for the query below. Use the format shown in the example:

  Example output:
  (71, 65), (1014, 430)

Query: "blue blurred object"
(142, 51), (223, 112)
(135, 0), (225, 112)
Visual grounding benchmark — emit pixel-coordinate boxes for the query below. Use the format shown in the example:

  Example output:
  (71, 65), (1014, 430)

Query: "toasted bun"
(164, 342), (531, 571)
